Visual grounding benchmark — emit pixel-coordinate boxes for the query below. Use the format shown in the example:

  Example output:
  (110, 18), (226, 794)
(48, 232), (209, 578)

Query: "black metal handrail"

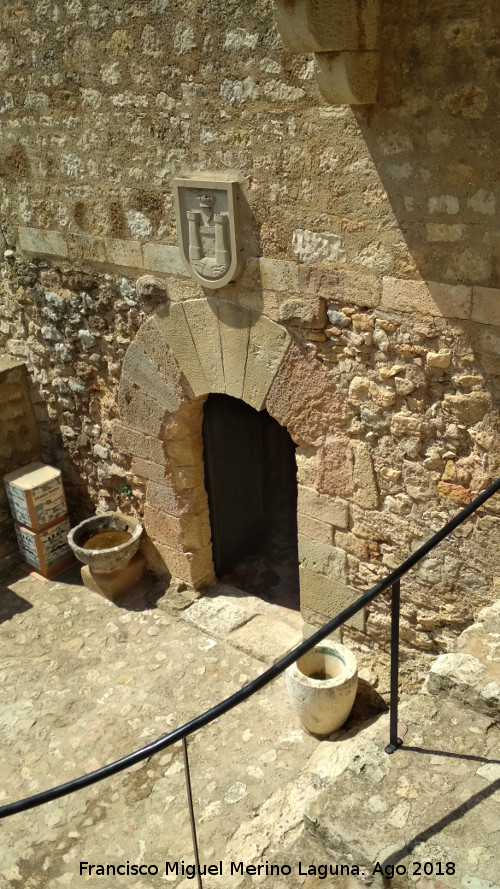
(1, 476), (499, 829)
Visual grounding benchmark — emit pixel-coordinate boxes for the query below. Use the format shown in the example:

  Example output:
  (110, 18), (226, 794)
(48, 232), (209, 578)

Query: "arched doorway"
(202, 394), (299, 609)
(117, 297), (363, 631)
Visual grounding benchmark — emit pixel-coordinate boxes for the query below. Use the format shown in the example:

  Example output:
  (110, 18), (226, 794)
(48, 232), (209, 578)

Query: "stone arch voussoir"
(117, 298), (293, 586)
(116, 297), (365, 631)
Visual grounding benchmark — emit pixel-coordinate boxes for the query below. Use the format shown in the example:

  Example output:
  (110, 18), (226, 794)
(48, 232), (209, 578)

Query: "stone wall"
(0, 357), (40, 575)
(0, 0), (499, 651)
(1, 1), (498, 284)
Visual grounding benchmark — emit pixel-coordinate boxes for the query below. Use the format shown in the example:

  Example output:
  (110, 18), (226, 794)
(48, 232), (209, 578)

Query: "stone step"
(423, 599), (500, 718)
(224, 694), (500, 888)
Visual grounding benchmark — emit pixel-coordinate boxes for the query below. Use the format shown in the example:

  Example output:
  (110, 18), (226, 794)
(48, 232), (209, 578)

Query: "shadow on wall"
(353, 0), (499, 288)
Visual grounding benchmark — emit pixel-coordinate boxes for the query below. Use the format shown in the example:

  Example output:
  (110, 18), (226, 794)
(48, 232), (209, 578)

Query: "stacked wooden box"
(3, 462), (73, 578)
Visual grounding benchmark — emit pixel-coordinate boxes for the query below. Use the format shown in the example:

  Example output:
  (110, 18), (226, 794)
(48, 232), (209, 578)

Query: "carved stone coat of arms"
(173, 178), (244, 289)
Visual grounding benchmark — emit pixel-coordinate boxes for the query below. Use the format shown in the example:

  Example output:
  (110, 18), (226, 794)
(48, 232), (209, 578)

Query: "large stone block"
(298, 534), (347, 581)
(297, 485), (349, 528)
(217, 300), (251, 399)
(315, 50), (379, 106)
(381, 277), (471, 319)
(165, 434), (203, 468)
(243, 314), (291, 410)
(18, 226), (68, 258)
(231, 286), (281, 320)
(162, 400), (204, 443)
(258, 258), (301, 293)
(146, 479), (207, 519)
(424, 653), (488, 711)
(152, 540), (215, 587)
(265, 342), (350, 447)
(121, 342), (182, 413)
(278, 296), (327, 328)
(142, 243), (187, 277)
(131, 457), (167, 483)
(118, 375), (166, 437)
(466, 322), (500, 358)
(144, 504), (183, 548)
(352, 440), (379, 508)
(81, 553), (147, 601)
(104, 237), (143, 269)
(67, 233), (106, 263)
(134, 318), (186, 398)
(315, 435), (354, 497)
(297, 512), (334, 545)
(146, 479), (184, 516)
(299, 566), (364, 630)
(472, 286), (500, 326)
(153, 303), (208, 397)
(144, 503), (211, 551)
(183, 298), (225, 393)
(307, 267), (382, 308)
(111, 420), (165, 464)
(167, 461), (205, 492)
(274, 0), (379, 52)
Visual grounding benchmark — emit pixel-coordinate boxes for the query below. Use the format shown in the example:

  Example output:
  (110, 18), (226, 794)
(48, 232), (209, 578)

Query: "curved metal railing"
(1, 476), (499, 888)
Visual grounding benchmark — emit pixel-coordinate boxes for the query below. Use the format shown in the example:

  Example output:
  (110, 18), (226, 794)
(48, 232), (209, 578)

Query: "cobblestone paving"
(1, 568), (498, 889)
(0, 567), (315, 888)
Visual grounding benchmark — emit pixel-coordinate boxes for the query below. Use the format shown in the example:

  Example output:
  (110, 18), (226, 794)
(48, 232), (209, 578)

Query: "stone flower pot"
(285, 640), (358, 737)
(67, 513), (143, 574)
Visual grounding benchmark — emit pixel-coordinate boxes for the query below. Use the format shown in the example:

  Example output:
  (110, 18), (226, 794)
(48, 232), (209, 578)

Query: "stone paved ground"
(0, 567), (498, 889)
(0, 566), (315, 889)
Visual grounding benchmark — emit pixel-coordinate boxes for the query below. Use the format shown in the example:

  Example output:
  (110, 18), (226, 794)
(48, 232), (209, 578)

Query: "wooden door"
(202, 394), (265, 576)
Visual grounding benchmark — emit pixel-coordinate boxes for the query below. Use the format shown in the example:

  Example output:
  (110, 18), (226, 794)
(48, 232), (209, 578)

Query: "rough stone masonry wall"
(0, 0), (499, 652)
(0, 357), (40, 575)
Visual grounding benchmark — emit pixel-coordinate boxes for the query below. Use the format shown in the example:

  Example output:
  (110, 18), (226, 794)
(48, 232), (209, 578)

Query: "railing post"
(385, 579), (403, 754)
(182, 737), (203, 889)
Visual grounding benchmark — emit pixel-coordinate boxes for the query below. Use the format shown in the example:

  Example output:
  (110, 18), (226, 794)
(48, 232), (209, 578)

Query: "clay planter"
(285, 640), (358, 737)
(68, 513), (143, 574)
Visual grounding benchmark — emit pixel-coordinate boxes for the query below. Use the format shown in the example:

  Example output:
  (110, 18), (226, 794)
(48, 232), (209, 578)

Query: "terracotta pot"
(285, 640), (358, 737)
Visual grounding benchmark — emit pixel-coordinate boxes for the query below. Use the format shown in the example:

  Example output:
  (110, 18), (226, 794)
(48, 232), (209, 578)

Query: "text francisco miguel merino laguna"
(79, 860), (367, 879)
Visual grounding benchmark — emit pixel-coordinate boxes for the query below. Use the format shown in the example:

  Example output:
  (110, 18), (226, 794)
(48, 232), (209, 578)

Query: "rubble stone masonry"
(0, 357), (40, 574)
(0, 0), (499, 652)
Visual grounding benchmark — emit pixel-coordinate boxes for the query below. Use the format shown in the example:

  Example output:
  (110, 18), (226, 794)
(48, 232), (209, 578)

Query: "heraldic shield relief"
(173, 178), (244, 289)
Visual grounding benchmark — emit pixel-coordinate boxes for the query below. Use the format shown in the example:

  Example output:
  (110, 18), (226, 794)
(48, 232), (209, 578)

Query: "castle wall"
(0, 0), (498, 650)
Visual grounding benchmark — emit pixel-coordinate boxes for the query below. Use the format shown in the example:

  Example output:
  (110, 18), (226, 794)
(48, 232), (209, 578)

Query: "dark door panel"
(203, 394), (265, 576)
